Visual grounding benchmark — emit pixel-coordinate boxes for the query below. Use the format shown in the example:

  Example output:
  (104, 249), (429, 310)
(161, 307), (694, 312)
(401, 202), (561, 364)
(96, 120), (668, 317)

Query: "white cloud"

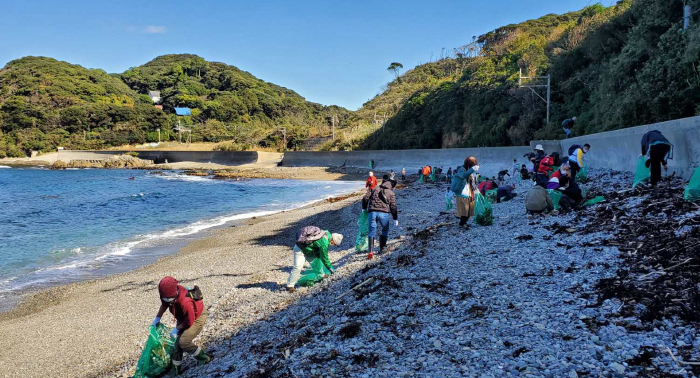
(144, 26), (167, 34)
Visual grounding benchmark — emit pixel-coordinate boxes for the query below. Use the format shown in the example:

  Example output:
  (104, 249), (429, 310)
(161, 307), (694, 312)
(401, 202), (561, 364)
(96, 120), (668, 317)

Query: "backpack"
(296, 226), (324, 248)
(568, 144), (581, 156)
(187, 285), (203, 301)
(539, 156), (554, 171)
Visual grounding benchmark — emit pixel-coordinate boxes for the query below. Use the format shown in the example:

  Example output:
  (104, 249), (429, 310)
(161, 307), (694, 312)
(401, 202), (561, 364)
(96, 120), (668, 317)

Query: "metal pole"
(282, 128), (286, 151)
(157, 128), (161, 143)
(332, 115), (336, 140)
(684, 5), (691, 30)
(546, 74), (551, 125)
(519, 68), (522, 87)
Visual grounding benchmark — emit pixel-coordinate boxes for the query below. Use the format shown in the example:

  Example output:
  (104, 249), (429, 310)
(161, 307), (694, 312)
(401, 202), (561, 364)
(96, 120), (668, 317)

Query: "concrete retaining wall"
(55, 150), (262, 166)
(282, 146), (532, 178)
(560, 116), (700, 178)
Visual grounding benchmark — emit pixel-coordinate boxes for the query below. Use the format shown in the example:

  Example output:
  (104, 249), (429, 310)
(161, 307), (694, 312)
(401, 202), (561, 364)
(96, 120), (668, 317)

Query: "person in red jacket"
(153, 276), (210, 374)
(365, 171), (378, 189)
(478, 179), (498, 195)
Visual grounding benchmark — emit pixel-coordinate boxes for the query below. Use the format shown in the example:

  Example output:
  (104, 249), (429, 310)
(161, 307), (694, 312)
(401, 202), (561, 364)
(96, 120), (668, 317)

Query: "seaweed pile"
(582, 175), (700, 325)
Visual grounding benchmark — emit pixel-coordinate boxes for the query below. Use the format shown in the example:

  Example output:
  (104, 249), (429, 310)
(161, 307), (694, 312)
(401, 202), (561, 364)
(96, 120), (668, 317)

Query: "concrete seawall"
(283, 115), (700, 179)
(282, 147), (533, 178)
(560, 115), (700, 178)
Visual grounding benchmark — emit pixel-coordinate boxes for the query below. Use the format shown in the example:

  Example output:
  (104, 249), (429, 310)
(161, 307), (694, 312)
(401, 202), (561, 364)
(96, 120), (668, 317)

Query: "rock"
(101, 155), (153, 169)
(568, 370), (578, 378)
(50, 160), (67, 170)
(609, 362), (625, 375)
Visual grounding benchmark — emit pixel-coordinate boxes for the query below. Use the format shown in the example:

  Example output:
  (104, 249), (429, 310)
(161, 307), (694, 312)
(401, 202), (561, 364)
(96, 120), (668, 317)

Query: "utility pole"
(281, 127), (287, 151)
(156, 128), (161, 143)
(546, 74), (551, 126)
(332, 115), (336, 140)
(519, 68), (551, 125)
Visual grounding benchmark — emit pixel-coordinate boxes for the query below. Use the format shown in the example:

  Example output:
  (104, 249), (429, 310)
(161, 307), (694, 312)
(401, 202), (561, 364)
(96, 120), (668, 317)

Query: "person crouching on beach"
(153, 276), (210, 374)
(286, 226), (343, 292)
(362, 175), (398, 258)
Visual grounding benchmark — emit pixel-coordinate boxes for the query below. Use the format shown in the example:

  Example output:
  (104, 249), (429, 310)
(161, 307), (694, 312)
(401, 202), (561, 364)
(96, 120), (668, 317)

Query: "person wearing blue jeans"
(362, 175), (398, 255)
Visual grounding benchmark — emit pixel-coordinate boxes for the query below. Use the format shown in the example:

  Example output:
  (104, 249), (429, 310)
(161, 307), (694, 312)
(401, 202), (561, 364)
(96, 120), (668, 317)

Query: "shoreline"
(0, 174), (366, 315)
(0, 183), (374, 378)
(0, 161), (372, 181)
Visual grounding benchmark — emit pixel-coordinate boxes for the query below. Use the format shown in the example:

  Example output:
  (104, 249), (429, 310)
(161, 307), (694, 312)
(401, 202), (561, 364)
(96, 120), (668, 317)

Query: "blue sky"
(1, 0), (600, 110)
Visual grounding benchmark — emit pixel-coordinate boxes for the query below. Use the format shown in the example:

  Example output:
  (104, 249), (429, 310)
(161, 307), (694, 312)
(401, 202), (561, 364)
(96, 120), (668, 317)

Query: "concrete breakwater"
(283, 115), (700, 179)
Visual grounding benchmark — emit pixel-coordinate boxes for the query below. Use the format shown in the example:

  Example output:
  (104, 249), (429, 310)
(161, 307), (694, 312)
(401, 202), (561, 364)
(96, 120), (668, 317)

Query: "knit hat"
(331, 233), (343, 246)
(158, 276), (179, 298)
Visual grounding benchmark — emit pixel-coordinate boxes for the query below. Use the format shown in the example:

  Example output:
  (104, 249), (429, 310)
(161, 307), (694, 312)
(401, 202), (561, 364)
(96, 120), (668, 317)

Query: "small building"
(148, 90), (161, 104)
(174, 107), (192, 116)
(154, 105), (163, 110)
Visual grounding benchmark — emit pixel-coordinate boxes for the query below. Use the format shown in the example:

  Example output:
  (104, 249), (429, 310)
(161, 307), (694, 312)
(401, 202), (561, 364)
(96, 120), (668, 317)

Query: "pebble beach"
(2, 169), (699, 378)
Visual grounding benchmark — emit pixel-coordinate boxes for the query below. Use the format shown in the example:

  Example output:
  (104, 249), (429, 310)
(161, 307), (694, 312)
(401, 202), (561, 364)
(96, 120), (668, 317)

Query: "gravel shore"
(3, 169), (698, 378)
(168, 171), (698, 378)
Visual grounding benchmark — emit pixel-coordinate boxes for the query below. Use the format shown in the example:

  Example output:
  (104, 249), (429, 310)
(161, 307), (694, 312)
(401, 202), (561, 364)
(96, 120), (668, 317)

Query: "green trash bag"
(583, 196), (605, 207)
(684, 166), (700, 202)
(355, 210), (369, 252)
(430, 171), (436, 182)
(134, 323), (176, 378)
(632, 156), (650, 188)
(548, 189), (562, 211)
(485, 189), (498, 204)
(419, 175), (424, 183)
(445, 192), (454, 210)
(474, 193), (493, 226)
(297, 258), (331, 287)
(576, 166), (589, 183)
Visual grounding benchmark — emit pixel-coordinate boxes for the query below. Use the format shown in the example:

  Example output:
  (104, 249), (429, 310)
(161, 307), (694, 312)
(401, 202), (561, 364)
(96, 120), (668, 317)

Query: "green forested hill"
(0, 55), (348, 157)
(121, 54), (349, 149)
(352, 0), (700, 150)
(0, 56), (168, 157)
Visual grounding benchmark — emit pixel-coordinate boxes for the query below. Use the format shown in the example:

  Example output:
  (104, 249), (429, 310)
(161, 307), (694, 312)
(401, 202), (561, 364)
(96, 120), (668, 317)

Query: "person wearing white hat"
(530, 144), (546, 179)
(286, 226), (343, 292)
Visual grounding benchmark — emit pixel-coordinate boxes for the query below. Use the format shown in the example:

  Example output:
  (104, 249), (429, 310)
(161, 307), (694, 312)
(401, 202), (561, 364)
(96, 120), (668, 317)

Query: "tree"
(387, 62), (404, 80)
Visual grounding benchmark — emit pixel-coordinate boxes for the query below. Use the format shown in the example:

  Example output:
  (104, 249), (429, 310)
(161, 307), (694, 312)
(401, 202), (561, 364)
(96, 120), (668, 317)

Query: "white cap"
(331, 233), (343, 246)
(572, 116), (577, 121)
(535, 144), (544, 151)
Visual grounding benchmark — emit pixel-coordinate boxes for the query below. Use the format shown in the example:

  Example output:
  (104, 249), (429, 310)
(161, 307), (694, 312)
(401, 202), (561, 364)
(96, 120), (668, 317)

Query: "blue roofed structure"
(174, 107), (192, 116)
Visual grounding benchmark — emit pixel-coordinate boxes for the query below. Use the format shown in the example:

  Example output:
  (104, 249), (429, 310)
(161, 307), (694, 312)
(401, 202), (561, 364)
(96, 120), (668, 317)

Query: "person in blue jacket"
(450, 156), (480, 227)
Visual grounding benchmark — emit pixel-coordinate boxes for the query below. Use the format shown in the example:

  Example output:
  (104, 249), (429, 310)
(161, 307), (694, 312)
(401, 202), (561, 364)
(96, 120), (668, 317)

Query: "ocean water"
(0, 168), (362, 298)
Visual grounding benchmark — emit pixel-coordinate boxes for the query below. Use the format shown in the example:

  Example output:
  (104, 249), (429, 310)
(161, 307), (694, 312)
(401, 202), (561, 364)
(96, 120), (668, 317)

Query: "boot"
(379, 236), (388, 254)
(193, 347), (211, 366)
(171, 361), (183, 376)
(367, 237), (375, 259)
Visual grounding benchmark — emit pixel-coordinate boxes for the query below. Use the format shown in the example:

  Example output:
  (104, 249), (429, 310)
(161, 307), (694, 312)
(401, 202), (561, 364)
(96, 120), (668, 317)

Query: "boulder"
(51, 160), (67, 170)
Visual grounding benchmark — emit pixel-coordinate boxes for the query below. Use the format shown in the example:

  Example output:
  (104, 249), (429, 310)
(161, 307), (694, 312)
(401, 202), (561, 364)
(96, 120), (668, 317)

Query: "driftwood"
(665, 347), (700, 366)
(637, 258), (694, 280)
(336, 278), (375, 300)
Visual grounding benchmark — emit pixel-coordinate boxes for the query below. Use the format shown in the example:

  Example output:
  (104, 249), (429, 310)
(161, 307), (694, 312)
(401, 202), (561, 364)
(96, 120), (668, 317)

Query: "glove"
(170, 328), (179, 339)
(152, 316), (161, 328)
(473, 165), (480, 172)
(394, 220), (399, 227)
